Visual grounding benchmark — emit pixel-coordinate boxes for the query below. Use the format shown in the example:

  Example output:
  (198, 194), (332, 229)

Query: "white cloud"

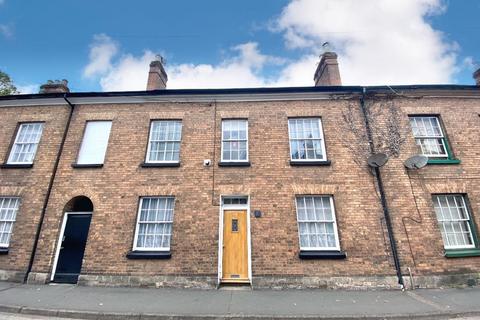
(84, 0), (460, 90)
(462, 56), (477, 71)
(0, 24), (13, 38)
(168, 42), (284, 89)
(83, 34), (118, 78)
(17, 84), (38, 94)
(275, 0), (457, 85)
(99, 51), (156, 91)
(85, 36), (286, 90)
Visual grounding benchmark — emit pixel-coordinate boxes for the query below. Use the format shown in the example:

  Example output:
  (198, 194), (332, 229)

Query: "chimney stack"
(39, 79), (70, 94)
(314, 52), (342, 86)
(474, 68), (480, 86)
(147, 56), (168, 90)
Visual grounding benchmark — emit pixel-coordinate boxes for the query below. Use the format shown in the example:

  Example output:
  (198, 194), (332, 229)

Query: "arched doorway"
(51, 196), (93, 284)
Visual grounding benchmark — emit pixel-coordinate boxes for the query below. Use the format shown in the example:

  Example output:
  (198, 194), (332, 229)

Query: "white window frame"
(221, 119), (249, 162)
(433, 194), (476, 250)
(409, 116), (448, 158)
(295, 195), (340, 251)
(7, 122), (44, 165)
(145, 120), (182, 164)
(132, 197), (175, 252)
(288, 118), (327, 162)
(0, 197), (20, 248)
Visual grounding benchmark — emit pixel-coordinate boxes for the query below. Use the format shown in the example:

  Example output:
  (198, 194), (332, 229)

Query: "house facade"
(0, 54), (480, 289)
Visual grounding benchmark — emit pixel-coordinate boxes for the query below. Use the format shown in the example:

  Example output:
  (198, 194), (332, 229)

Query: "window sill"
(0, 248), (8, 255)
(71, 163), (104, 169)
(299, 250), (346, 259)
(126, 250), (171, 259)
(0, 163), (33, 169)
(218, 161), (250, 167)
(140, 162), (180, 168)
(290, 160), (331, 166)
(444, 248), (480, 258)
(427, 158), (461, 165)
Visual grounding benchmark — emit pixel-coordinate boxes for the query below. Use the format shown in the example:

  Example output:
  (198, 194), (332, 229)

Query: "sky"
(0, 0), (479, 94)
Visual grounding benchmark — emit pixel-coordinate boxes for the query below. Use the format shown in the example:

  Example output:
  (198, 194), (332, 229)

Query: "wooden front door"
(222, 210), (249, 283)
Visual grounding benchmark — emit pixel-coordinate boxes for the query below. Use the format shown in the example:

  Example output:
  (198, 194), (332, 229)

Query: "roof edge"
(0, 84), (478, 102)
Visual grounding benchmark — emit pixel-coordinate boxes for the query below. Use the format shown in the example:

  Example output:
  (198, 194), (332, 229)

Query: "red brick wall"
(0, 105), (70, 278)
(380, 97), (480, 277)
(2, 93), (480, 286)
(29, 100), (394, 280)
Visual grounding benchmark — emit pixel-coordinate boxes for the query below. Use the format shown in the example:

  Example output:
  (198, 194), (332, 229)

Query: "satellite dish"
(404, 155), (428, 169)
(367, 153), (388, 168)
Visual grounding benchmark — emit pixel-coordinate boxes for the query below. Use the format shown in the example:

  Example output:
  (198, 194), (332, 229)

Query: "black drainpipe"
(360, 87), (404, 289)
(24, 94), (75, 283)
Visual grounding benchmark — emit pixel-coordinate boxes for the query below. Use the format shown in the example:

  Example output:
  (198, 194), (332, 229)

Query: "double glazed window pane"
(135, 197), (175, 250)
(147, 121), (182, 162)
(409, 117), (447, 157)
(77, 121), (112, 164)
(8, 123), (44, 164)
(289, 118), (325, 160)
(222, 120), (248, 161)
(433, 195), (475, 249)
(0, 198), (20, 247)
(296, 196), (338, 250)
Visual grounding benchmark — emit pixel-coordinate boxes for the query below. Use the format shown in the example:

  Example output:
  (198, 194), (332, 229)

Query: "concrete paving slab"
(0, 282), (479, 319)
(411, 288), (480, 312)
(228, 289), (439, 316)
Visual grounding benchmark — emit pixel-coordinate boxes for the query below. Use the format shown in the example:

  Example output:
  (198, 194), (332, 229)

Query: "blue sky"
(0, 0), (478, 93)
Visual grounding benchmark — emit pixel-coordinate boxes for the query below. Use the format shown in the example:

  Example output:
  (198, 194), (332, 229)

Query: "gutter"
(24, 94), (75, 283)
(360, 87), (405, 289)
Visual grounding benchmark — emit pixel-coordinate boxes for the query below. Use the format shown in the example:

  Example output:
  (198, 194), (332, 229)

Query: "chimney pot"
(39, 79), (70, 94)
(474, 68), (480, 86)
(314, 52), (342, 86)
(147, 57), (168, 90)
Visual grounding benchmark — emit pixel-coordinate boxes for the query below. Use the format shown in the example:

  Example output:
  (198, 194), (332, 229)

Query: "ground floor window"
(432, 194), (477, 249)
(0, 197), (20, 247)
(295, 195), (340, 251)
(133, 197), (175, 251)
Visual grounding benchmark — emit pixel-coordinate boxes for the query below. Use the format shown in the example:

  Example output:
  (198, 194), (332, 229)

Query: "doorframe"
(50, 211), (92, 282)
(217, 195), (251, 285)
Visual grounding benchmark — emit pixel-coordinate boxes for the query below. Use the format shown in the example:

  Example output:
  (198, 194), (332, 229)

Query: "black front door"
(53, 214), (92, 283)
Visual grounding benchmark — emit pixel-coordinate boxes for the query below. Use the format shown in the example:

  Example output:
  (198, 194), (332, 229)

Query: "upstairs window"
(0, 197), (20, 248)
(76, 121), (112, 165)
(409, 116), (460, 164)
(7, 123), (44, 164)
(432, 195), (477, 250)
(409, 116), (448, 158)
(221, 119), (248, 162)
(133, 197), (175, 251)
(295, 196), (340, 251)
(288, 118), (326, 161)
(146, 120), (182, 163)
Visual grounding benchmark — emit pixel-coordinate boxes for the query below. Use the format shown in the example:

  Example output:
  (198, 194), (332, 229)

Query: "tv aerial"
(404, 155), (428, 170)
(155, 54), (166, 65)
(367, 153), (388, 168)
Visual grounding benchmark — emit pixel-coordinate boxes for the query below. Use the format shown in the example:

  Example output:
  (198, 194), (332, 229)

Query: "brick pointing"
(1, 94), (480, 288)
(0, 105), (70, 280)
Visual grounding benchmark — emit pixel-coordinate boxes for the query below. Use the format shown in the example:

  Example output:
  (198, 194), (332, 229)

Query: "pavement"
(0, 281), (479, 319)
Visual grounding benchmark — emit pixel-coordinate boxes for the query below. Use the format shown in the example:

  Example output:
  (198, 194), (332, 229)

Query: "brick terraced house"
(0, 53), (480, 289)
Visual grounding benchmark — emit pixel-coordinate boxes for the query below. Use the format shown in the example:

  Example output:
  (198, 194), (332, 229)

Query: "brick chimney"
(39, 80), (70, 93)
(147, 56), (168, 90)
(474, 68), (480, 86)
(314, 52), (342, 86)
